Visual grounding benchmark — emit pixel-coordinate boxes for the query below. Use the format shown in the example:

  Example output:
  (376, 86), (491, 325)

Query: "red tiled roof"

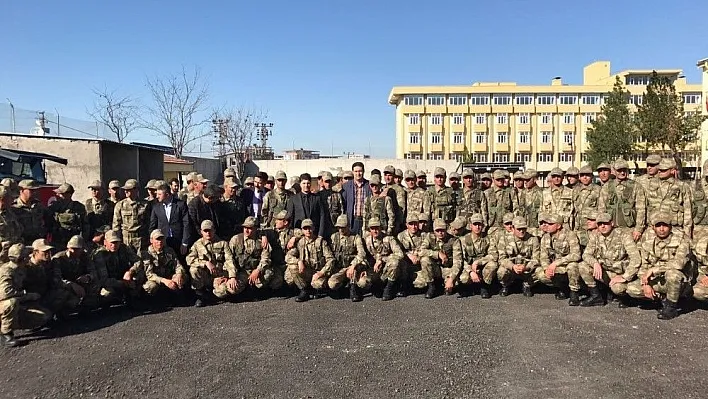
(163, 154), (194, 165)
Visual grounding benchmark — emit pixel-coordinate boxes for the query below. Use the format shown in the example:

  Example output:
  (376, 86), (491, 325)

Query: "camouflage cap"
(584, 210), (598, 221)
(244, 176), (254, 185)
(369, 175), (382, 186)
(18, 179), (39, 190)
(317, 171), (326, 178)
(658, 158), (676, 170)
(335, 214), (349, 228)
(613, 159), (629, 170)
(108, 180), (121, 189)
(122, 179), (138, 190)
(433, 218), (447, 231)
(513, 171), (525, 180)
(54, 183), (75, 194)
(394, 169), (403, 178)
(88, 180), (103, 189)
(434, 167), (446, 177)
(336, 170), (344, 179)
(404, 170), (416, 180)
(462, 168), (474, 178)
(450, 217), (466, 230)
(185, 172), (198, 183)
(501, 170), (511, 178)
(566, 166), (579, 176)
(416, 170), (427, 178)
(242, 216), (257, 228)
(418, 213), (431, 222)
(596, 212), (612, 223)
(646, 154), (662, 165)
(492, 170), (505, 180)
(579, 165), (593, 174)
(322, 171), (334, 182)
(145, 179), (157, 189)
(383, 165), (396, 174)
(67, 235), (85, 249)
(95, 225), (111, 234)
(342, 171), (353, 179)
(274, 210), (289, 220)
(449, 172), (461, 180)
(468, 213), (484, 224)
(275, 170), (287, 180)
(200, 220), (215, 231)
(149, 229), (165, 240)
(549, 167), (564, 177)
(301, 219), (314, 228)
(32, 238), (53, 252)
(223, 178), (239, 188)
(540, 214), (560, 224)
(651, 212), (671, 226)
(196, 174), (209, 184)
(0, 178), (15, 187)
(406, 213), (419, 224)
(502, 212), (515, 224)
(368, 218), (382, 228)
(512, 216), (528, 229)
(223, 168), (236, 178)
(8, 243), (25, 259)
(596, 162), (611, 171)
(105, 230), (122, 243)
(523, 169), (538, 179)
(267, 175), (275, 183)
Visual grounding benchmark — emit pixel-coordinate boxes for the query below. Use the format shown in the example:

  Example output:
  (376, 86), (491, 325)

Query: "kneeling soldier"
(92, 231), (142, 307)
(230, 216), (282, 297)
(25, 239), (82, 316)
(497, 216), (540, 297)
(329, 215), (367, 302)
(458, 213), (495, 298)
(398, 213), (425, 296)
(361, 218), (404, 300)
(141, 229), (189, 305)
(285, 219), (335, 302)
(534, 214), (582, 305)
(419, 218), (464, 298)
(51, 235), (99, 310)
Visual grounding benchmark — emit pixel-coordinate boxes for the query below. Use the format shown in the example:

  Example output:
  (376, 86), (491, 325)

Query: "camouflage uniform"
(284, 233), (335, 290)
(598, 162), (647, 237)
(458, 222), (496, 286)
(48, 196), (87, 250)
(140, 245), (188, 295)
(691, 234), (708, 301)
(417, 221), (464, 288)
(230, 229), (282, 291)
(428, 185), (457, 224)
(484, 173), (516, 235)
(320, 187), (344, 229)
(0, 254), (52, 337)
(523, 179), (544, 236)
(261, 187), (292, 227)
(692, 175), (708, 242)
(542, 171), (575, 230)
(360, 227), (404, 288)
(497, 218), (540, 291)
(405, 186), (429, 219)
(573, 181), (601, 246)
(13, 197), (47, 244)
(458, 185), (488, 226)
(51, 246), (100, 308)
(385, 181), (407, 233)
(644, 159), (692, 238)
(363, 193), (395, 236)
(187, 234), (241, 299)
(25, 243), (81, 314)
(0, 206), (23, 263)
(579, 223), (641, 296)
(113, 186), (150, 254)
(328, 226), (367, 290)
(92, 239), (142, 303)
(84, 197), (114, 239)
(535, 222), (582, 293)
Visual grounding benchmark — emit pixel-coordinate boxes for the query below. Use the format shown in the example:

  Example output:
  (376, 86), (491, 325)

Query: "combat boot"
(522, 284), (534, 297)
(457, 285), (472, 298)
(193, 290), (206, 307)
(480, 283), (491, 299)
(554, 289), (568, 300)
(295, 287), (310, 302)
(657, 300), (679, 320)
(350, 283), (363, 302)
(397, 281), (409, 298)
(568, 291), (580, 306)
(1, 333), (19, 347)
(580, 286), (605, 307)
(382, 280), (396, 301)
(424, 282), (437, 299)
(499, 286), (510, 297)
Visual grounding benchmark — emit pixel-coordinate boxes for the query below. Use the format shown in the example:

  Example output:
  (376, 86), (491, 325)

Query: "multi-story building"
(388, 61), (705, 172)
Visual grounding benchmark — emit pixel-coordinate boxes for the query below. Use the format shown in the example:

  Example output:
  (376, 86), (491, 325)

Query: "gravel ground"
(1, 292), (707, 399)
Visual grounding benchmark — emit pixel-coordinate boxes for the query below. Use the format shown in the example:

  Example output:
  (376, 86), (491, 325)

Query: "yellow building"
(388, 61), (704, 172)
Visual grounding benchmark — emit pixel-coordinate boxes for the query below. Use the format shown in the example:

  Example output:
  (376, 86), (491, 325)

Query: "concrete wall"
(184, 156), (221, 183)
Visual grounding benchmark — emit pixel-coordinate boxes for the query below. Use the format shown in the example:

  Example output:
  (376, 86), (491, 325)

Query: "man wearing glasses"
(598, 159), (647, 242)
(85, 180), (114, 240)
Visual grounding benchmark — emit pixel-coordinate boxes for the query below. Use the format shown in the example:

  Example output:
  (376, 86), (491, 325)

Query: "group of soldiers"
(0, 154), (706, 348)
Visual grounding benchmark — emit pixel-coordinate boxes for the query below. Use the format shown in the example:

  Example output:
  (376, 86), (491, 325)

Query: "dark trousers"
(351, 217), (364, 236)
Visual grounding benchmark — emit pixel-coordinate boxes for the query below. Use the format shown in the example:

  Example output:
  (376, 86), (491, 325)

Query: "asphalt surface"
(1, 291), (707, 399)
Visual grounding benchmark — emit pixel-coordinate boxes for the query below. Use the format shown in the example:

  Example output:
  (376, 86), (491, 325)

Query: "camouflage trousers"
(626, 269), (686, 303)
(190, 266), (245, 299)
(693, 225), (708, 245)
(285, 262), (315, 289)
(577, 261), (629, 294)
(497, 264), (535, 288)
(41, 286), (82, 314)
(122, 231), (148, 255)
(416, 257), (457, 288)
(143, 273), (190, 295)
(459, 261), (498, 285)
(325, 260), (376, 291)
(0, 298), (52, 334)
(533, 263), (581, 292)
(238, 267), (284, 291)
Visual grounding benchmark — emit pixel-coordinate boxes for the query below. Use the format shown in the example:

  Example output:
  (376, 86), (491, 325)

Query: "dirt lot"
(1, 293), (707, 399)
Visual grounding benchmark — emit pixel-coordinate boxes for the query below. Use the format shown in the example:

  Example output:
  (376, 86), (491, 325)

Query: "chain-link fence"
(0, 103), (115, 141)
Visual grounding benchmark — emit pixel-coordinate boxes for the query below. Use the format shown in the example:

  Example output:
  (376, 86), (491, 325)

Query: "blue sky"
(2, 0), (707, 157)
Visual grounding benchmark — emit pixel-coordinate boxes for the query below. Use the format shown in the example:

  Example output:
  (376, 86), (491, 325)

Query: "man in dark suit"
(150, 183), (191, 256)
(188, 185), (227, 242)
(285, 173), (327, 236)
(341, 161), (372, 235)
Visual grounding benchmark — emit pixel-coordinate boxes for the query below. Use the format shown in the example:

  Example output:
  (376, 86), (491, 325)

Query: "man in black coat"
(285, 173), (327, 236)
(149, 184), (191, 256)
(188, 185), (226, 243)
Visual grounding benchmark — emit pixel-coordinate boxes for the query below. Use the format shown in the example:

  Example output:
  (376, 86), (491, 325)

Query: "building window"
(407, 113), (419, 125)
(584, 113), (596, 123)
(537, 95), (555, 105)
(515, 153), (531, 162)
(429, 113), (442, 125)
(473, 153), (487, 162)
(427, 95), (445, 106)
(452, 113), (464, 125)
(516, 95), (533, 105)
(470, 95), (489, 105)
(404, 153), (413, 159)
(684, 93), (701, 104)
(427, 153), (443, 160)
(559, 95), (578, 105)
(630, 95), (643, 105)
(581, 95), (600, 105)
(685, 111), (698, 117)
(431, 133), (442, 144)
(562, 113), (574, 124)
(537, 153), (553, 162)
(563, 131), (574, 145)
(453, 132), (464, 144)
(409, 133), (420, 144)
(541, 131), (552, 144)
(474, 113), (486, 124)
(493, 95), (511, 105)
(449, 95), (467, 106)
(559, 153), (575, 163)
(626, 75), (649, 85)
(517, 113), (529, 124)
(493, 153), (509, 162)
(581, 153), (589, 162)
(451, 153), (464, 162)
(497, 132), (508, 144)
(496, 113), (508, 124)
(518, 131), (530, 144)
(414, 154), (421, 160)
(404, 95), (423, 106)
(475, 133), (486, 144)
(540, 113), (552, 124)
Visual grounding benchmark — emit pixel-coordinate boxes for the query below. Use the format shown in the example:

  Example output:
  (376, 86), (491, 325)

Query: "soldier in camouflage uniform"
(458, 168), (487, 226)
(328, 215), (368, 301)
(578, 212), (641, 308)
(692, 159), (708, 241)
(598, 159), (647, 242)
(0, 244), (52, 347)
(643, 158), (692, 239)
(24, 238), (82, 316)
(626, 212), (690, 320)
(319, 171), (344, 229)
(397, 212), (424, 296)
(284, 219), (335, 302)
(92, 230), (142, 306)
(458, 213), (496, 298)
(542, 168), (575, 230)
(690, 231), (708, 303)
(363, 175), (395, 235)
(534, 214), (582, 305)
(383, 165), (407, 234)
(634, 154), (661, 191)
(139, 229), (188, 304)
(497, 216), (540, 297)
(418, 219), (463, 299)
(13, 179), (48, 245)
(573, 165), (601, 247)
(489, 213), (515, 256)
(288, 176), (301, 195)
(484, 170), (516, 236)
(479, 173), (492, 191)
(576, 210), (599, 252)
(51, 235), (99, 309)
(394, 169), (404, 186)
(360, 218), (404, 301)
(512, 171), (526, 217)
(108, 180), (122, 204)
(261, 171), (292, 228)
(404, 170), (429, 220)
(416, 170), (428, 190)
(565, 166), (580, 189)
(187, 220), (240, 307)
(0, 186), (22, 262)
(428, 167), (457, 224)
(221, 178), (248, 238)
(230, 216), (282, 295)
(449, 172), (463, 216)
(596, 162), (612, 186)
(85, 180), (115, 240)
(113, 179), (150, 254)
(47, 183), (87, 250)
(262, 210), (301, 274)
(523, 170), (544, 236)
(177, 172), (196, 203)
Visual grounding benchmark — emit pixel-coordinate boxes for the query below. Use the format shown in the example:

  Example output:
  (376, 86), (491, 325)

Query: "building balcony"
(472, 142), (488, 152)
(517, 142), (531, 152)
(430, 143), (444, 152)
(407, 124), (421, 133)
(538, 142), (554, 152)
(494, 141), (510, 152)
(451, 142), (466, 153)
(407, 143), (422, 153)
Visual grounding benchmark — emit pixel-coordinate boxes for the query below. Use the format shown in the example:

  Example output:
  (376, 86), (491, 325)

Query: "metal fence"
(0, 103), (115, 141)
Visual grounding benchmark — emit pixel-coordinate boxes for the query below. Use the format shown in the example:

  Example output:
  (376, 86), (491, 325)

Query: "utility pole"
(6, 98), (15, 133)
(212, 118), (230, 171)
(254, 122), (274, 160)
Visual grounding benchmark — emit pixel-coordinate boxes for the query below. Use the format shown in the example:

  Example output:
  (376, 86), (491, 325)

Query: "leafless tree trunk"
(143, 66), (210, 157)
(87, 87), (139, 143)
(213, 106), (268, 178)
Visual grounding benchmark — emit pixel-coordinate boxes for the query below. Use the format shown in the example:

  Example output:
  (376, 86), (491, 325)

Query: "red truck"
(0, 147), (68, 205)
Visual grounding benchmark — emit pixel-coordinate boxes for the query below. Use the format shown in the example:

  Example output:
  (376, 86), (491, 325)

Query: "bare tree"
(213, 106), (268, 178)
(87, 87), (139, 143)
(143, 66), (209, 157)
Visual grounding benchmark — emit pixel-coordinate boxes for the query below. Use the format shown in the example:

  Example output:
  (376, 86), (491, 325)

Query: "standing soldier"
(403, 170), (429, 219)
(565, 167), (580, 189)
(512, 171), (526, 217)
(178, 172), (197, 202)
(393, 169), (404, 186)
(113, 179), (150, 254)
(1, 178), (18, 201)
(0, 186), (22, 262)
(144, 179), (158, 202)
(692, 159), (708, 241)
(479, 173), (492, 191)
(573, 165), (601, 247)
(523, 170), (544, 236)
(457, 169), (487, 225)
(644, 158), (692, 239)
(284, 219), (335, 302)
(363, 175), (395, 236)
(261, 171), (292, 228)
(542, 168), (575, 230)
(598, 159), (647, 242)
(288, 176), (301, 196)
(140, 229), (189, 305)
(48, 183), (87, 250)
(416, 170), (428, 190)
(428, 167), (457, 223)
(319, 171), (344, 229)
(418, 219), (464, 299)
(383, 165), (407, 233)
(597, 163), (613, 186)
(329, 215), (367, 301)
(458, 213), (495, 298)
(484, 170), (516, 236)
(221, 178), (248, 238)
(535, 214), (583, 305)
(635, 154), (661, 191)
(229, 216), (281, 296)
(107, 180), (122, 203)
(85, 180), (115, 240)
(497, 216), (540, 297)
(13, 179), (48, 244)
(187, 220), (240, 307)
(360, 218), (404, 301)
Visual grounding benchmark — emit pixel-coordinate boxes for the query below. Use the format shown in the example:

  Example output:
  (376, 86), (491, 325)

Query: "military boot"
(424, 282), (437, 299)
(382, 280), (396, 301)
(580, 286), (605, 307)
(296, 287), (310, 302)
(657, 300), (679, 320)
(0, 333), (18, 348)
(499, 286), (510, 297)
(397, 280), (409, 297)
(194, 290), (206, 307)
(457, 285), (472, 298)
(350, 283), (363, 302)
(568, 291), (580, 306)
(554, 289), (568, 300)
(480, 283), (491, 299)
(522, 284), (534, 297)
